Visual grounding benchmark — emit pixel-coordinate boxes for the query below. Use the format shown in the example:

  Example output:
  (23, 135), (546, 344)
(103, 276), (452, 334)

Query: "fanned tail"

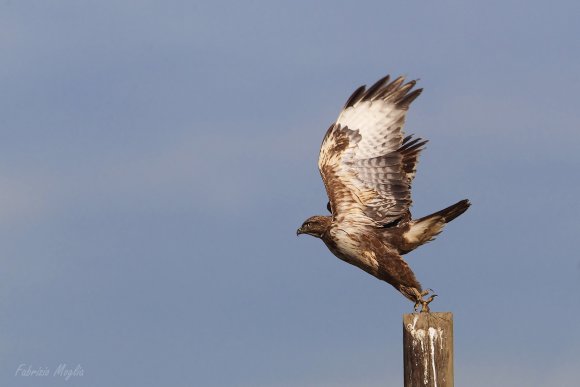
(401, 199), (471, 253)
(417, 199), (471, 224)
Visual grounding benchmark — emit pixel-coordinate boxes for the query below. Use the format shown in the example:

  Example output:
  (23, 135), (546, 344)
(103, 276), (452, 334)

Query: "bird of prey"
(297, 74), (470, 312)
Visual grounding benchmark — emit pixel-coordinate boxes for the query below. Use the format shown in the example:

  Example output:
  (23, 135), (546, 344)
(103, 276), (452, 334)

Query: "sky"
(1, 0), (579, 386)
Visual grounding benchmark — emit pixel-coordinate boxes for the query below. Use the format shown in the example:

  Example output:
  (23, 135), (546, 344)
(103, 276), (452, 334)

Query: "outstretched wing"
(318, 75), (427, 226)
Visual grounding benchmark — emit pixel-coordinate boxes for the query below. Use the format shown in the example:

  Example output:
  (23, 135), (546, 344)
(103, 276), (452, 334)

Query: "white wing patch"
(337, 100), (405, 159)
(318, 74), (425, 225)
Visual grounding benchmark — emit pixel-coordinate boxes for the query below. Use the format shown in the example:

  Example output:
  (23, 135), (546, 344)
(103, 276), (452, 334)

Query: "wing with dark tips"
(318, 74), (427, 225)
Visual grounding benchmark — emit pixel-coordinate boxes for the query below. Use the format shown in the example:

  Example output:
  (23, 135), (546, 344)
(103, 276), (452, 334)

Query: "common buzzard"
(297, 74), (470, 312)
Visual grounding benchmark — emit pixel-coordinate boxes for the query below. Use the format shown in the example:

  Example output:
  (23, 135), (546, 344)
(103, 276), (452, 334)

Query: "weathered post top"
(403, 312), (454, 387)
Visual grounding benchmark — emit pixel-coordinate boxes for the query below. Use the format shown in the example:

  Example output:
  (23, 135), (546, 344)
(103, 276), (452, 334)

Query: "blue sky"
(1, 1), (579, 386)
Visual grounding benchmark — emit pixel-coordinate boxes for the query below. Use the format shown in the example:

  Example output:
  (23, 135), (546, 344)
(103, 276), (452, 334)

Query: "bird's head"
(297, 215), (332, 238)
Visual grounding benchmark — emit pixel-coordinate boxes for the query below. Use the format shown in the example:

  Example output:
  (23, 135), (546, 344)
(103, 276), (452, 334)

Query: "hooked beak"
(296, 227), (304, 236)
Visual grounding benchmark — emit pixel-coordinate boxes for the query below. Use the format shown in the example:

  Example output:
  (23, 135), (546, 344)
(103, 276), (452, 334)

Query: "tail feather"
(402, 199), (471, 252)
(416, 199), (471, 224)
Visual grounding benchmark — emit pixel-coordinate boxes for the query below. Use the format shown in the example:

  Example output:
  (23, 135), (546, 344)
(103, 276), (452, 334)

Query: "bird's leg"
(420, 289), (434, 297)
(420, 294), (437, 313)
(410, 288), (438, 313)
(419, 289), (437, 313)
(410, 288), (423, 312)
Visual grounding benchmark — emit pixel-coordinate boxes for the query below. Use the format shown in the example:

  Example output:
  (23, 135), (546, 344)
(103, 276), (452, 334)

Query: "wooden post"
(403, 312), (454, 387)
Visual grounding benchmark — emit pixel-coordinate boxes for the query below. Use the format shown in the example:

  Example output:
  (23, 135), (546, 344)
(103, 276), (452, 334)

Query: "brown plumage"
(297, 74), (470, 312)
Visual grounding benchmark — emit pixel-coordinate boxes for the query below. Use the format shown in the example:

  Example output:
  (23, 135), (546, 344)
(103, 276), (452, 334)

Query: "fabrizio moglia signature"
(15, 363), (84, 381)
